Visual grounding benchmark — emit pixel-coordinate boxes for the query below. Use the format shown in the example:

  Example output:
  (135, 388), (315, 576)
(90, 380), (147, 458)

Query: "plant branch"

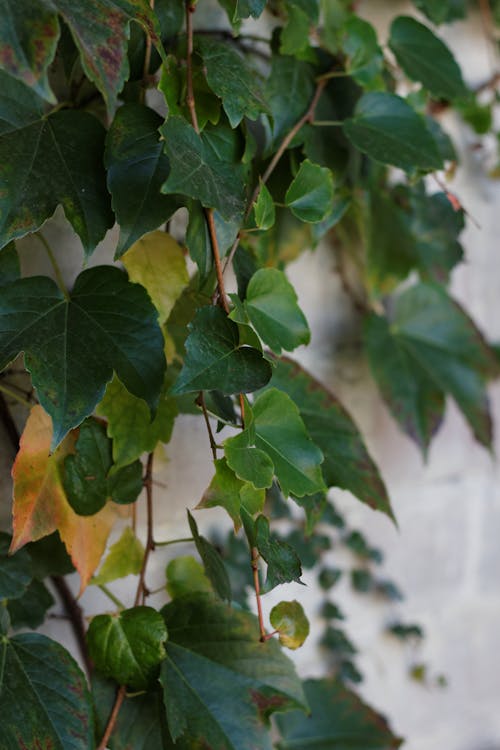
(141, 0), (155, 102)
(34, 232), (69, 299)
(184, 1), (229, 311)
(134, 452), (155, 607)
(51, 575), (93, 678)
(251, 547), (266, 642)
(223, 77), (327, 273)
(97, 685), (127, 750)
(196, 392), (218, 460)
(185, 0), (200, 134)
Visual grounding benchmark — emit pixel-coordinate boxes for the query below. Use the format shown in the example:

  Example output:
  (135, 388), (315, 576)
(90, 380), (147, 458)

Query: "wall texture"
(0, 3), (499, 749)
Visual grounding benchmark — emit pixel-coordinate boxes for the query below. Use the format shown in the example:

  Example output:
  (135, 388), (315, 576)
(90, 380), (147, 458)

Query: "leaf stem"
(185, 0), (200, 134)
(0, 382), (31, 408)
(223, 77), (327, 273)
(134, 453), (155, 607)
(141, 0), (155, 102)
(196, 392), (218, 460)
(34, 231), (69, 299)
(251, 547), (267, 642)
(98, 584), (125, 610)
(97, 685), (127, 750)
(312, 120), (342, 127)
(154, 536), (195, 547)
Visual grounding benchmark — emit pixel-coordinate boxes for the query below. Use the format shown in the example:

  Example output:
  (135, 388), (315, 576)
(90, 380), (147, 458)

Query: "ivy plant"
(0, 1), (498, 748)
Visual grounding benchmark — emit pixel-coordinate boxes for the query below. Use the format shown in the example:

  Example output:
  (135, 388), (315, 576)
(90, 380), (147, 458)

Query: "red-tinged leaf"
(11, 406), (118, 592)
(0, 1), (162, 111)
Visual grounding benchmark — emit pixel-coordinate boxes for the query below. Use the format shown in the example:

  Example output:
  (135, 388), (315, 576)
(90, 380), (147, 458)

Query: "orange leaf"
(11, 405), (118, 593)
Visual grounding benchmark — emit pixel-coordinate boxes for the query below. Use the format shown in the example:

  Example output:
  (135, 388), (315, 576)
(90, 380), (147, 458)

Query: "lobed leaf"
(171, 306), (272, 396)
(106, 104), (181, 256)
(0, 110), (113, 255)
(343, 92), (442, 172)
(160, 594), (307, 749)
(0, 632), (94, 749)
(87, 606), (168, 691)
(11, 406), (118, 591)
(0, 266), (166, 447)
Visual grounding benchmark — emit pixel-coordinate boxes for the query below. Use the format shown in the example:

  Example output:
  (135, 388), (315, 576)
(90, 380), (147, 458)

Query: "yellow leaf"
(122, 231), (189, 325)
(11, 406), (118, 593)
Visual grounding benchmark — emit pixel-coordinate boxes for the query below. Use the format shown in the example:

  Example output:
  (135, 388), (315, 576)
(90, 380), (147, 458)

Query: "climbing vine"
(0, 0), (498, 747)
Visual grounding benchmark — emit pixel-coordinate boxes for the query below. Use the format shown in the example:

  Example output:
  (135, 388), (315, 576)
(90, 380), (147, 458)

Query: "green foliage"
(0, 2), (496, 747)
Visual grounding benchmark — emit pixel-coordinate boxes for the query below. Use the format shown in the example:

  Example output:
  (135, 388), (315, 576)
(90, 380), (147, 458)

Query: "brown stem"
(185, 0), (200, 134)
(141, 0), (155, 102)
(196, 392), (218, 460)
(223, 78), (327, 273)
(97, 685), (127, 750)
(51, 575), (93, 678)
(251, 547), (266, 641)
(205, 208), (230, 312)
(239, 393), (246, 429)
(134, 453), (155, 606)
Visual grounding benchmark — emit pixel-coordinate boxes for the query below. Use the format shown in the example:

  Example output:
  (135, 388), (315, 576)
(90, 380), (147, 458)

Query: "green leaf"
(276, 678), (402, 749)
(93, 676), (170, 750)
(270, 600), (310, 649)
(166, 556), (213, 599)
(7, 579), (54, 630)
(64, 419), (113, 516)
(106, 104), (181, 256)
(265, 56), (315, 146)
(26, 532), (75, 578)
(251, 388), (325, 498)
(389, 16), (468, 101)
(160, 116), (245, 221)
(0, 69), (45, 135)
(121, 231), (189, 324)
(171, 306), (272, 396)
(107, 460), (144, 505)
(98, 376), (177, 468)
(285, 160), (334, 223)
(218, 0), (266, 24)
(196, 38), (268, 128)
(0, 266), (166, 448)
(365, 284), (498, 452)
(188, 510), (231, 602)
(366, 188), (418, 295)
(0, 2), (58, 101)
(342, 15), (384, 88)
(0, 110), (113, 255)
(239, 268), (310, 354)
(0, 242), (20, 286)
(0, 532), (32, 600)
(255, 515), (303, 591)
(343, 92), (442, 172)
(199, 458), (266, 528)
(268, 358), (392, 517)
(160, 594), (307, 749)
(0, 632), (94, 748)
(412, 0), (466, 25)
(364, 313), (445, 455)
(253, 183), (276, 231)
(92, 527), (144, 586)
(21, 0), (161, 111)
(280, 4), (311, 56)
(87, 606), (168, 690)
(224, 428), (275, 491)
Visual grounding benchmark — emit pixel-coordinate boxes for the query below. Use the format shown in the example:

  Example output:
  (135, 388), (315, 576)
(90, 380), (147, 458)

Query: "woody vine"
(0, 1), (499, 748)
